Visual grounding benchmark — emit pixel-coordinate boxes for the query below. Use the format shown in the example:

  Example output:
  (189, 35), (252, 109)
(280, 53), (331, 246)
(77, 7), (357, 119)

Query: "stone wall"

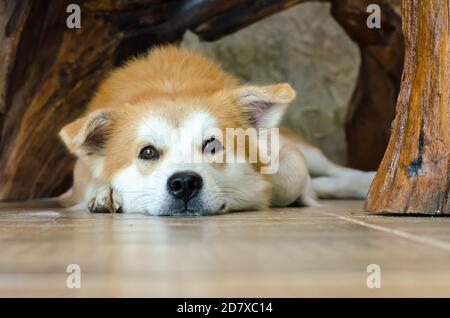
(182, 2), (360, 164)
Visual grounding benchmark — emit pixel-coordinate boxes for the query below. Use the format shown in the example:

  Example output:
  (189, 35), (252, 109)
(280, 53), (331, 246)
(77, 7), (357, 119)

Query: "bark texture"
(330, 0), (404, 171)
(365, 0), (450, 214)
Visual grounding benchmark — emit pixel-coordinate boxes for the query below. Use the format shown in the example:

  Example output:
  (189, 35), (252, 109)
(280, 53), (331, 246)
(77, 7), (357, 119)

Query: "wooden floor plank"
(1, 200), (450, 297)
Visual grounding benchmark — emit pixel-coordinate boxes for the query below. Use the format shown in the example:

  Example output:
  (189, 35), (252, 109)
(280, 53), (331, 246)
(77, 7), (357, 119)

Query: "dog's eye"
(202, 137), (223, 155)
(139, 145), (159, 160)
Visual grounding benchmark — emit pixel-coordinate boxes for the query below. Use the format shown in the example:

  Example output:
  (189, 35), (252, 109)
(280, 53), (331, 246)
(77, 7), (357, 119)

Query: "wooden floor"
(1, 200), (450, 297)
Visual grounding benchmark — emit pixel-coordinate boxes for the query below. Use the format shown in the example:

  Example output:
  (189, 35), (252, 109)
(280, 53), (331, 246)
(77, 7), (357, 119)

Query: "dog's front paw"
(88, 186), (122, 213)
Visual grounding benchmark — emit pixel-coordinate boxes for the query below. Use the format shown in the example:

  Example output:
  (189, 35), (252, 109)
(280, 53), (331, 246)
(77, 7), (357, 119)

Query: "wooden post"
(365, 0), (450, 214)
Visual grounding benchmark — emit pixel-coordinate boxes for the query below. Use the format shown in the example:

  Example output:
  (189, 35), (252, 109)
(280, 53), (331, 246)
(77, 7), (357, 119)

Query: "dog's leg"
(299, 144), (375, 199)
(295, 142), (362, 177)
(280, 128), (376, 199)
(311, 173), (376, 199)
(58, 159), (91, 207)
(296, 176), (321, 207)
(271, 141), (320, 207)
(59, 159), (122, 213)
(87, 184), (122, 213)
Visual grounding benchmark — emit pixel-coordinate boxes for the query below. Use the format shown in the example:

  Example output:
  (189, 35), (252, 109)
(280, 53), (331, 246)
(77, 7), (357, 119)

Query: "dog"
(58, 46), (375, 215)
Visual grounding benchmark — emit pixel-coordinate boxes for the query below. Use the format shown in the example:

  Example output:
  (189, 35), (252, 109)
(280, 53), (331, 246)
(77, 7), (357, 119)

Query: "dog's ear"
(59, 109), (115, 156)
(233, 83), (296, 128)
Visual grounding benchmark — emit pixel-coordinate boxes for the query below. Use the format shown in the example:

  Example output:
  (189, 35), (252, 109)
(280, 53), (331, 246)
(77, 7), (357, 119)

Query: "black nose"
(167, 171), (203, 202)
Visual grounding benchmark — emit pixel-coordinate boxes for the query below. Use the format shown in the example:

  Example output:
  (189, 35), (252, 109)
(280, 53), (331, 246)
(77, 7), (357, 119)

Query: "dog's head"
(60, 83), (295, 215)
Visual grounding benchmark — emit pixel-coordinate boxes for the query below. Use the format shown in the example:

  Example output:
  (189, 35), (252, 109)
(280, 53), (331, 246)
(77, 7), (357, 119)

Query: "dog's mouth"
(157, 202), (227, 216)
(165, 209), (204, 216)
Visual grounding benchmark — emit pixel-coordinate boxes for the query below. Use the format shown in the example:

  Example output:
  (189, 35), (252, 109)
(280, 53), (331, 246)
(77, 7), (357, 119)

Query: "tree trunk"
(365, 0), (450, 214)
(330, 0), (403, 171)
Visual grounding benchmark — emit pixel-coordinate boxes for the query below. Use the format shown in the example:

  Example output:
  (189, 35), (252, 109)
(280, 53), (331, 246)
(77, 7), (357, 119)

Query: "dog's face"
(60, 84), (295, 215)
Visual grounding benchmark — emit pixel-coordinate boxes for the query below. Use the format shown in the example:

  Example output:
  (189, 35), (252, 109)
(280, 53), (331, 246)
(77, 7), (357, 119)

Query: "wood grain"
(365, 0), (450, 214)
(331, 0), (404, 171)
(1, 201), (450, 297)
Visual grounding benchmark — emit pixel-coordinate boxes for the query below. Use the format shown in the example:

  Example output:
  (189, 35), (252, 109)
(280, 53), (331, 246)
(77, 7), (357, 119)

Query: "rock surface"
(182, 2), (359, 164)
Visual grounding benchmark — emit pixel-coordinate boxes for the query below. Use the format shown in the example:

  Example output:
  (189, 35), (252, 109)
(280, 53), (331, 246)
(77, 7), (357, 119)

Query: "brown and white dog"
(58, 46), (374, 215)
